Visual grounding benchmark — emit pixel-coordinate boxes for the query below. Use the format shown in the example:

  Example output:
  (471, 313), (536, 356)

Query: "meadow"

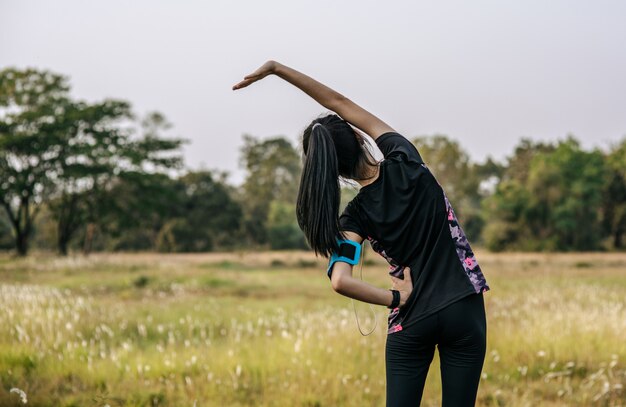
(0, 250), (625, 406)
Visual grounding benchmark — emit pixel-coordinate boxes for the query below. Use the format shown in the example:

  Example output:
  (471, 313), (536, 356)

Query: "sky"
(2, 0), (626, 184)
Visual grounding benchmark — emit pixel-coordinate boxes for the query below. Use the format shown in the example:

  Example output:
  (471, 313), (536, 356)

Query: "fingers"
(390, 267), (412, 291)
(234, 61), (275, 91)
(232, 73), (264, 90)
(232, 79), (253, 90)
(390, 269), (411, 281)
(389, 276), (404, 289)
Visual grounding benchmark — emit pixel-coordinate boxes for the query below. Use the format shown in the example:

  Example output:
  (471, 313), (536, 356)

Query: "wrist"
(388, 289), (400, 309)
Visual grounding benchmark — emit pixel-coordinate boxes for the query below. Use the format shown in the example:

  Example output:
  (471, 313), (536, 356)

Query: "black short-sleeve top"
(339, 132), (490, 334)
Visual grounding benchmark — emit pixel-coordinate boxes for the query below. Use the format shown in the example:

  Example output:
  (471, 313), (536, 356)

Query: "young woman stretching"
(233, 60), (490, 406)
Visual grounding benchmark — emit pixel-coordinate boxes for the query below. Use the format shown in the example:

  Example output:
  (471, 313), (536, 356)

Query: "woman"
(233, 60), (490, 406)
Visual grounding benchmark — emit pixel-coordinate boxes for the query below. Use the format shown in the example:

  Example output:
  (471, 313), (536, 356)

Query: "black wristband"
(388, 289), (400, 309)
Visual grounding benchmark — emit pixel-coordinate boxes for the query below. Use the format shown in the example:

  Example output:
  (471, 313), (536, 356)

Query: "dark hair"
(296, 113), (378, 257)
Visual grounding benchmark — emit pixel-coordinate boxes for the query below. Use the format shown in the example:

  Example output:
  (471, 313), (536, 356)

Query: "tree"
(49, 109), (185, 255)
(239, 135), (301, 245)
(47, 99), (132, 255)
(532, 138), (604, 249)
(482, 179), (532, 251)
(484, 137), (607, 251)
(99, 169), (242, 253)
(0, 209), (13, 250)
(482, 138), (556, 251)
(99, 171), (184, 251)
(0, 68), (71, 255)
(504, 138), (555, 183)
(602, 138), (626, 249)
(266, 201), (307, 250)
(171, 170), (243, 251)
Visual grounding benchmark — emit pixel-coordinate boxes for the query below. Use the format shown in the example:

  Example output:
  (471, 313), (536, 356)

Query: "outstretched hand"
(232, 60), (278, 90)
(390, 267), (413, 308)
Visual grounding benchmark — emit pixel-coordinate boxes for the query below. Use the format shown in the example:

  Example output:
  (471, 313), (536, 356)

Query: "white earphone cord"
(351, 243), (378, 336)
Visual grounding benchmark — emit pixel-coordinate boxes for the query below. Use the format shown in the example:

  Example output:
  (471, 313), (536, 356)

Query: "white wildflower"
(10, 387), (27, 404)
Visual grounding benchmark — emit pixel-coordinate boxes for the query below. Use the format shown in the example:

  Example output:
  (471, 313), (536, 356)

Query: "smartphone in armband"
(326, 238), (362, 279)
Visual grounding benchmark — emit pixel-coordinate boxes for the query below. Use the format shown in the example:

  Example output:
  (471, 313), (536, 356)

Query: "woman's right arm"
(232, 60), (395, 140)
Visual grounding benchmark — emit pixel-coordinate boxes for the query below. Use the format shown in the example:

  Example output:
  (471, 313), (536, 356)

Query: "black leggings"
(385, 293), (487, 406)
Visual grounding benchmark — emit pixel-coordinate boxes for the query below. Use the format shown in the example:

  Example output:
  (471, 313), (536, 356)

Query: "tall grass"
(0, 251), (625, 406)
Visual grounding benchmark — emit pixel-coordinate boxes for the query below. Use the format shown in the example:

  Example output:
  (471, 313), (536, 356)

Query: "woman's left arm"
(329, 231), (413, 308)
(332, 263), (413, 308)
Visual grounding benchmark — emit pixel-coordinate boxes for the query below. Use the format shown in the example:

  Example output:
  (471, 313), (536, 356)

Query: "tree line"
(1, 67), (625, 256)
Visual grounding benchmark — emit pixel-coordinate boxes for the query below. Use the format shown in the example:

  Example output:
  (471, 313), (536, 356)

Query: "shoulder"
(339, 198), (365, 238)
(340, 197), (361, 218)
(375, 132), (424, 164)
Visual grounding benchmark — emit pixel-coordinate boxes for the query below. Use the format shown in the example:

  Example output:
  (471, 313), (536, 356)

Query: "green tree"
(266, 201), (307, 250)
(50, 110), (184, 255)
(239, 135), (301, 246)
(47, 99), (131, 255)
(505, 138), (556, 183)
(529, 138), (606, 250)
(482, 138), (556, 251)
(482, 179), (532, 251)
(170, 170), (243, 251)
(0, 68), (70, 255)
(602, 138), (626, 249)
(102, 169), (242, 253)
(484, 137), (607, 251)
(100, 171), (184, 251)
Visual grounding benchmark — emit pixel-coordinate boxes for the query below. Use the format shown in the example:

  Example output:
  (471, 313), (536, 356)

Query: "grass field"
(1, 250), (625, 406)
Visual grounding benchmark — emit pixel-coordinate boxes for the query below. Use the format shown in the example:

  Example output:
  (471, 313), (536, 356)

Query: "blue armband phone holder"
(327, 238), (362, 279)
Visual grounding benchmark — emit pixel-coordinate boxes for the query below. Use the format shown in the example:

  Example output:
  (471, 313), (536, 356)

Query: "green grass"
(0, 251), (625, 406)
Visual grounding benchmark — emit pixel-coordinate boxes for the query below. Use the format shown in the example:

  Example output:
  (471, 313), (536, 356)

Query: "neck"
(356, 163), (380, 187)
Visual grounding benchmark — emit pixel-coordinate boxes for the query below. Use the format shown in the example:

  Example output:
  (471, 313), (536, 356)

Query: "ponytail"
(296, 124), (341, 258)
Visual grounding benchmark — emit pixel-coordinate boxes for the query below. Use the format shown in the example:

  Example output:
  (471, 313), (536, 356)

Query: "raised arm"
(232, 60), (395, 140)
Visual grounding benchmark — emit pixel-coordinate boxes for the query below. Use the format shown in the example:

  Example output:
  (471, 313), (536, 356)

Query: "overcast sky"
(2, 0), (625, 183)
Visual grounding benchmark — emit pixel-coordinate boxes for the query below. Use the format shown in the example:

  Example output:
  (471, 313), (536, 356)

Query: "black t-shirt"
(338, 132), (490, 334)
